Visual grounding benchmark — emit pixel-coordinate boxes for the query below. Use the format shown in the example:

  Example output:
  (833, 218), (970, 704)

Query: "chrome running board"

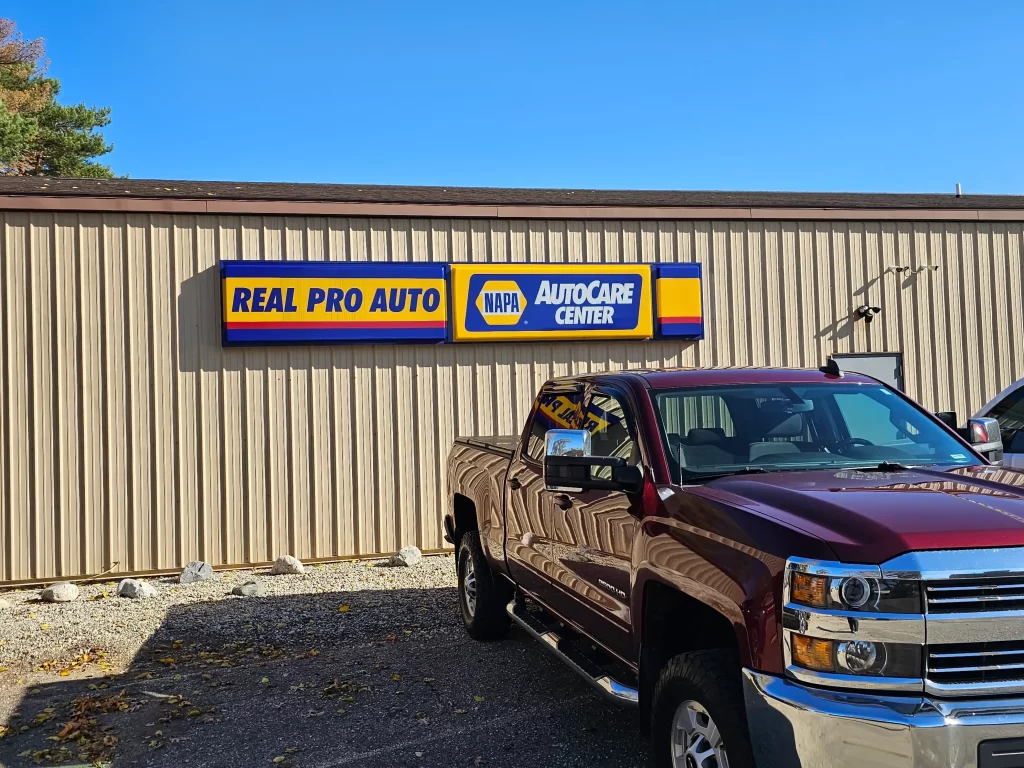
(506, 599), (639, 707)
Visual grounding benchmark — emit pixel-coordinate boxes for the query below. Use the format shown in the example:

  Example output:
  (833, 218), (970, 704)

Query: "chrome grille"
(928, 639), (1024, 686)
(925, 577), (1024, 614)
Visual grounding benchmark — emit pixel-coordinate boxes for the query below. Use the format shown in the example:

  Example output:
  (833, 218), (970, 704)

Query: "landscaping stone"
(387, 545), (423, 567)
(117, 578), (157, 599)
(180, 560), (214, 584)
(270, 555), (305, 575)
(40, 581), (79, 603)
(231, 581), (263, 597)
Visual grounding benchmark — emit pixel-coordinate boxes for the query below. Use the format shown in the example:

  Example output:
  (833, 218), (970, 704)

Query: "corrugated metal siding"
(1, 214), (1022, 582)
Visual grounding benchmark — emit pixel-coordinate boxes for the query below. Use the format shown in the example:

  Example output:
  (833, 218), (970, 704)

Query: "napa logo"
(475, 280), (527, 326)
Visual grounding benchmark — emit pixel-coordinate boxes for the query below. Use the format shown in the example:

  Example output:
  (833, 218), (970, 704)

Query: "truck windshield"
(653, 383), (977, 482)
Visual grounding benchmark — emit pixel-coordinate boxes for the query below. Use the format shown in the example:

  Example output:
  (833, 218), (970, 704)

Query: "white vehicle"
(976, 378), (1024, 468)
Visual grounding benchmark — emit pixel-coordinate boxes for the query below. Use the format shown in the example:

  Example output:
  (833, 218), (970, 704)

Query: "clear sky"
(10, 1), (1024, 193)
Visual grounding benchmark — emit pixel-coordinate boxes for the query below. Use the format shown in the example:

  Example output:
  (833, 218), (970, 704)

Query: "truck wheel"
(652, 650), (754, 768)
(457, 531), (511, 641)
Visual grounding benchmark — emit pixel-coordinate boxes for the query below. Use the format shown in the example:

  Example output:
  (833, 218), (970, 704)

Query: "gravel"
(0, 554), (650, 767)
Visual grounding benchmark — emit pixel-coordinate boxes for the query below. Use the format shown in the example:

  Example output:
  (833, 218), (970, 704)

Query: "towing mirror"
(543, 429), (643, 494)
(964, 417), (1004, 465)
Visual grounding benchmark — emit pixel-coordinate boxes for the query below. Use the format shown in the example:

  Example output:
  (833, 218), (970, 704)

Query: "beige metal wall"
(2, 211), (1022, 583)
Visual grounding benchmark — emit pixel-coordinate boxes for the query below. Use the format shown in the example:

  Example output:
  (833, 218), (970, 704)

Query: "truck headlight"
(789, 571), (921, 613)
(837, 640), (881, 673)
(790, 634), (921, 678)
(785, 558), (925, 690)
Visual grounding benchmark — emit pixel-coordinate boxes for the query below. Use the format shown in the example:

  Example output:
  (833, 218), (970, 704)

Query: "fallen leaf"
(308, 649), (320, 657)
(473, 695), (484, 702)
(338, 604), (350, 613)
(454, 708), (467, 715)
(273, 757), (285, 764)
(391, 673), (402, 681)
(260, 677), (270, 684)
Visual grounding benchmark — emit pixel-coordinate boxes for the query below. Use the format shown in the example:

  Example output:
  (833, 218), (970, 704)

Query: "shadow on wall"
(177, 263), (223, 374)
(0, 585), (648, 768)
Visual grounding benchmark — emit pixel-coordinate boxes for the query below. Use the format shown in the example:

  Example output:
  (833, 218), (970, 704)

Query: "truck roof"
(550, 367), (879, 389)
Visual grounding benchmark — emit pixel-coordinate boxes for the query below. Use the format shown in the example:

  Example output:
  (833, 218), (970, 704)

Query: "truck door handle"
(509, 477), (522, 490)
(553, 494), (573, 510)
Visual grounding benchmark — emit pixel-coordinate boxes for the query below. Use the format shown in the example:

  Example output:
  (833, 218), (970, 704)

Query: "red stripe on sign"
(660, 316), (702, 323)
(227, 320), (448, 329)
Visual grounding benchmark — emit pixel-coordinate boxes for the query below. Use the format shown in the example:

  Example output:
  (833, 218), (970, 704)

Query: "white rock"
(117, 578), (157, 599)
(270, 555), (304, 575)
(0, 597), (12, 609)
(179, 560), (214, 584)
(231, 581), (263, 597)
(387, 545), (423, 567)
(40, 581), (79, 603)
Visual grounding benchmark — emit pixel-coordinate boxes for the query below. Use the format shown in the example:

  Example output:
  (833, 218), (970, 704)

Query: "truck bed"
(452, 435), (519, 460)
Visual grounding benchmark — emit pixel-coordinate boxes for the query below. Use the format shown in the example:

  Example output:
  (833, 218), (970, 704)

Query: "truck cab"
(446, 367), (1024, 768)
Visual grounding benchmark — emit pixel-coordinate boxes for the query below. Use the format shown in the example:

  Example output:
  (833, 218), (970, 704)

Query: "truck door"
(504, 385), (586, 599)
(543, 385), (643, 661)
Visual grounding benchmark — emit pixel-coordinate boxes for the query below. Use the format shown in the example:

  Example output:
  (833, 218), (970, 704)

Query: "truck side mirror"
(543, 429), (641, 493)
(964, 417), (1004, 465)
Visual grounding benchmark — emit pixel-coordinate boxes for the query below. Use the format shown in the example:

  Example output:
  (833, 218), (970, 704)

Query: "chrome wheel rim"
(671, 700), (728, 768)
(462, 556), (477, 617)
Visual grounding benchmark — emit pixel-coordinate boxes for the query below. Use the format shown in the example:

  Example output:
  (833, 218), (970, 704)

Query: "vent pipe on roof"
(955, 183), (963, 198)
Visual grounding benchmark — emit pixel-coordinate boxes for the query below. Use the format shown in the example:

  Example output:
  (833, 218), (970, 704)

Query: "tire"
(457, 531), (511, 641)
(651, 650), (754, 768)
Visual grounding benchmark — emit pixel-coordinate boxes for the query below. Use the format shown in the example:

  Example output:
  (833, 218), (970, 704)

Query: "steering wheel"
(833, 437), (875, 453)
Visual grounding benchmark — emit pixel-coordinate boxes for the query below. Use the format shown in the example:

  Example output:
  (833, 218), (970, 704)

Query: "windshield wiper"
(684, 466), (770, 482)
(845, 461), (910, 472)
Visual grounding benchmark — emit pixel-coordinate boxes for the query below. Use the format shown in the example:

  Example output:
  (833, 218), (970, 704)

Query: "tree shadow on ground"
(0, 585), (650, 768)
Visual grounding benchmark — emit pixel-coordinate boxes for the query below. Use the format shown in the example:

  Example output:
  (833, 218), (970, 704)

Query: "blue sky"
(10, 1), (1024, 192)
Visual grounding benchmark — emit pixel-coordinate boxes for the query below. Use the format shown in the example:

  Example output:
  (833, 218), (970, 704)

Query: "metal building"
(1, 178), (1022, 584)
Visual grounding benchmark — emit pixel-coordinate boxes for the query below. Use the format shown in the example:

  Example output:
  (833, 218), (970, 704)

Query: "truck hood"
(707, 465), (1024, 563)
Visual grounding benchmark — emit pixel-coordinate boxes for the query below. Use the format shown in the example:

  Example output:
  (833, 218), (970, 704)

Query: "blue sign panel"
(450, 264), (654, 341)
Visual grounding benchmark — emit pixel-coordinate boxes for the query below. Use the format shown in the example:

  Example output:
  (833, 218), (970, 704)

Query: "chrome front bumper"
(743, 669), (1024, 768)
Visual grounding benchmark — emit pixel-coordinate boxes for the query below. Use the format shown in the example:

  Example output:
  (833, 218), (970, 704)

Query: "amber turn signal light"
(792, 634), (835, 672)
(791, 572), (829, 607)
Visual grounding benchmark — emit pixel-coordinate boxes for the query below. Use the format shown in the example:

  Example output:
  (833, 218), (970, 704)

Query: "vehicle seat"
(748, 413), (805, 462)
(749, 441), (801, 461)
(687, 428), (726, 445)
(682, 444), (736, 466)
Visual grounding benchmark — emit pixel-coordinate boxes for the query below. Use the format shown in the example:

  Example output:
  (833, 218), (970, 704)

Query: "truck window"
(585, 391), (640, 479)
(525, 389), (584, 461)
(833, 392), (918, 447)
(987, 387), (1024, 436)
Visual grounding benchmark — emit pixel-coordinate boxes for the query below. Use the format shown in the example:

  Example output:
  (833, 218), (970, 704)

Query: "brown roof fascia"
(1, 194), (1023, 221)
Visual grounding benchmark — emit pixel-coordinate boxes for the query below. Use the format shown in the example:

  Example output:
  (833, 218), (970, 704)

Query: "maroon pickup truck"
(444, 366), (1024, 768)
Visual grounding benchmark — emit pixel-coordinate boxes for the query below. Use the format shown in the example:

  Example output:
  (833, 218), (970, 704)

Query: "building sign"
(220, 261), (447, 344)
(449, 264), (653, 342)
(654, 264), (704, 338)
